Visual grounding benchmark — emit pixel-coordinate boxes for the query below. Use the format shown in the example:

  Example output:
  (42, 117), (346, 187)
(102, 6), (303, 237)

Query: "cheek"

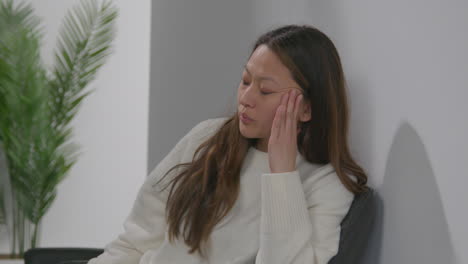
(259, 104), (279, 127)
(267, 101), (280, 119)
(266, 112), (277, 130)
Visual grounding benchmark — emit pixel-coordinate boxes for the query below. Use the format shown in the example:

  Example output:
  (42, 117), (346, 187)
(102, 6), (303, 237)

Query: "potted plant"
(0, 0), (118, 258)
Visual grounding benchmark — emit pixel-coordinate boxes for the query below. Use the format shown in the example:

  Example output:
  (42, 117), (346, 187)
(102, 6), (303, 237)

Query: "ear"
(298, 101), (311, 122)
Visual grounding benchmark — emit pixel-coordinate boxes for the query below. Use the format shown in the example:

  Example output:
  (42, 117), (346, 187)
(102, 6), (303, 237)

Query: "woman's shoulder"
(187, 116), (230, 141)
(193, 116), (230, 133)
(301, 163), (355, 199)
(301, 163), (335, 186)
(176, 117), (230, 158)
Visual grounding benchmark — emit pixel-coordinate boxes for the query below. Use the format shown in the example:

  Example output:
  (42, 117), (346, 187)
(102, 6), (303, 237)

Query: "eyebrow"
(243, 64), (280, 86)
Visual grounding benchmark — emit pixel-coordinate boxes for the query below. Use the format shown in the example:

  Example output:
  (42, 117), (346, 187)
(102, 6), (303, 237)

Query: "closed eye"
(242, 81), (272, 95)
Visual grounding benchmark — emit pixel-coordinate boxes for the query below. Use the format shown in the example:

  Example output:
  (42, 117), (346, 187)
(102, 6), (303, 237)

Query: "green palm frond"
(0, 0), (42, 39)
(0, 57), (9, 145)
(0, 1), (48, 254)
(0, 0), (118, 254)
(50, 0), (117, 130)
(0, 14), (50, 223)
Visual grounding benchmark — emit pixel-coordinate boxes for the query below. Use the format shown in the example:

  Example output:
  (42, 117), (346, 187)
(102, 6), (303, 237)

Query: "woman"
(88, 24), (368, 264)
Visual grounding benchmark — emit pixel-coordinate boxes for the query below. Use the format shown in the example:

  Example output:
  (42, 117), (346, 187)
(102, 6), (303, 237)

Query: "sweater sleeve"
(255, 166), (355, 264)
(87, 120), (208, 264)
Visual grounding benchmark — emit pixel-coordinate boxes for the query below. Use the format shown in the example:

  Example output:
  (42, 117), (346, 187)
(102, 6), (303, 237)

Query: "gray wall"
(148, 1), (468, 263)
(148, 0), (255, 172)
(307, 1), (467, 263)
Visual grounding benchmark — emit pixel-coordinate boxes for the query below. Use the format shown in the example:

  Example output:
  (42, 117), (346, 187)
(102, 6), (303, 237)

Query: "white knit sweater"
(88, 117), (354, 264)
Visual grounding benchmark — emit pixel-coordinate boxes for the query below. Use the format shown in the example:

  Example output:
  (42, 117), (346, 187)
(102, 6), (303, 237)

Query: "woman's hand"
(268, 89), (303, 173)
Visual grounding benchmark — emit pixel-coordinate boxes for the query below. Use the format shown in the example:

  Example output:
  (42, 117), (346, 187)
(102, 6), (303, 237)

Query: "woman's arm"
(255, 165), (354, 264)
(87, 120), (209, 264)
(87, 172), (167, 264)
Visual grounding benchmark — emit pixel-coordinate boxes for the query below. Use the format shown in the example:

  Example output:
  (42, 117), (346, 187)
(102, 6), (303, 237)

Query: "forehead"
(244, 45), (292, 81)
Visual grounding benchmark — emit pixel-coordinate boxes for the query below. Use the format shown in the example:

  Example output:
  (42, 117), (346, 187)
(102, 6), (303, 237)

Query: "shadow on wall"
(362, 121), (456, 264)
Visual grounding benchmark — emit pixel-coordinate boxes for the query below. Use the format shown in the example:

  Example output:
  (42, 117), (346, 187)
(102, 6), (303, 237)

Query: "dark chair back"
(328, 188), (377, 264)
(24, 247), (104, 264)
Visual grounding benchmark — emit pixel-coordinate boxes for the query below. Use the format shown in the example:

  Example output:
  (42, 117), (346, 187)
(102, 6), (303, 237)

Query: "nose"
(239, 83), (257, 109)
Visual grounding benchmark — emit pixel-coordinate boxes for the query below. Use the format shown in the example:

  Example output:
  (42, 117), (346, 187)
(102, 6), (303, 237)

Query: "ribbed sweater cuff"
(261, 170), (311, 235)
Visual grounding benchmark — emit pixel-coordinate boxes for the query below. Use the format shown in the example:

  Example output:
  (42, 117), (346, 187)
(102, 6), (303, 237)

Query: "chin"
(239, 123), (256, 138)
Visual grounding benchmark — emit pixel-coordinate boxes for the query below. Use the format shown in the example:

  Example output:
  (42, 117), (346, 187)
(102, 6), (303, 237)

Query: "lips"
(241, 113), (254, 121)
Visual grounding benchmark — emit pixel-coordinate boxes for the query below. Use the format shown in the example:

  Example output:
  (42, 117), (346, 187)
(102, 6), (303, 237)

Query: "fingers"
(281, 92), (289, 133)
(272, 90), (302, 141)
(286, 90), (294, 135)
(271, 93), (288, 140)
(294, 92), (302, 121)
(271, 104), (281, 140)
(286, 90), (302, 136)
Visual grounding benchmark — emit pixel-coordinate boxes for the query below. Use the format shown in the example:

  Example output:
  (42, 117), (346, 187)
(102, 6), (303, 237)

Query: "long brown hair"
(155, 24), (368, 259)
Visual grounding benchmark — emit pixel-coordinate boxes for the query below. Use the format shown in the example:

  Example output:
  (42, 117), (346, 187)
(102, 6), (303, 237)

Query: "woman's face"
(237, 44), (310, 151)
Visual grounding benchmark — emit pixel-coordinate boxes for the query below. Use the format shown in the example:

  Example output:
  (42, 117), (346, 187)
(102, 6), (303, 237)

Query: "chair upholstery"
(24, 247), (103, 264)
(24, 189), (376, 264)
(328, 187), (377, 264)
